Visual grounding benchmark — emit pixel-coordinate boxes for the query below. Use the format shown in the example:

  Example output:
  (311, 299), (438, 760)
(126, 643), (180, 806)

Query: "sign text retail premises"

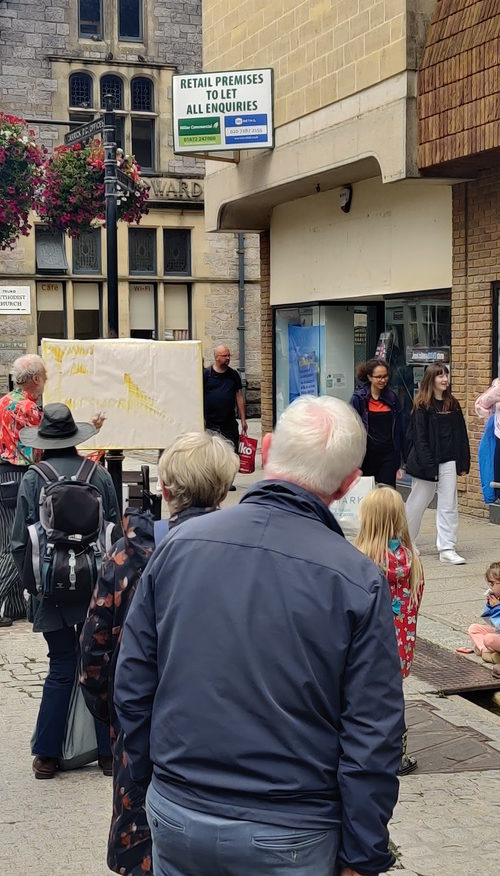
(172, 68), (274, 153)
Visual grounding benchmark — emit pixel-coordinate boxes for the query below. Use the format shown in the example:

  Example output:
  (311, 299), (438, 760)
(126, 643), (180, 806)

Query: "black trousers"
(207, 419), (239, 453)
(362, 446), (400, 487)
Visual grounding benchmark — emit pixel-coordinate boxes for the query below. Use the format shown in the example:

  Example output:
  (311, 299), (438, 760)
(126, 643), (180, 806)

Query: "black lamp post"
(102, 93), (124, 510)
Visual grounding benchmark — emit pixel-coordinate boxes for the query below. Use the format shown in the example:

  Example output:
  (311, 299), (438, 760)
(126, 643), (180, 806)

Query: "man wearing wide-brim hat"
(11, 403), (121, 781)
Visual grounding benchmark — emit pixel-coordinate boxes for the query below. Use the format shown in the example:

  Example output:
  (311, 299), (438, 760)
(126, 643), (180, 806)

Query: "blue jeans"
(146, 784), (340, 876)
(33, 624), (111, 759)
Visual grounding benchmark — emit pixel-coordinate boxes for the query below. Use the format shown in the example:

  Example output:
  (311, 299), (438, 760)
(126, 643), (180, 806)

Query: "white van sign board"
(0, 285), (31, 314)
(173, 68), (273, 153)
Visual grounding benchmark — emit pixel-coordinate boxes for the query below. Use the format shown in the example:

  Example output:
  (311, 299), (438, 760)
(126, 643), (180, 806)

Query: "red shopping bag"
(238, 434), (258, 474)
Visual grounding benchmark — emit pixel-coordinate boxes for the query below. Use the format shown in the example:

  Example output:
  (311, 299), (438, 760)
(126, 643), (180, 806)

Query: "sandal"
(397, 754), (418, 776)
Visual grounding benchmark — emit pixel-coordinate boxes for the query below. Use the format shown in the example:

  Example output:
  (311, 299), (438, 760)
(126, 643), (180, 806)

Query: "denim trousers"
(33, 624), (111, 759)
(146, 784), (340, 876)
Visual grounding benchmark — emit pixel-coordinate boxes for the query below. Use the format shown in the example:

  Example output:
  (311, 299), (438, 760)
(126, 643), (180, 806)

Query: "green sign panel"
(178, 116), (221, 147)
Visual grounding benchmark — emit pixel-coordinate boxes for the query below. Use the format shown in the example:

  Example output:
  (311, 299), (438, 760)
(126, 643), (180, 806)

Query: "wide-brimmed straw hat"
(20, 403), (97, 449)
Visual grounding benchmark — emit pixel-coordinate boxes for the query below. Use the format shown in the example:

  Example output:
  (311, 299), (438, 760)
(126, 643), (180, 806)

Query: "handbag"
(329, 476), (376, 535)
(58, 669), (98, 771)
(238, 434), (258, 474)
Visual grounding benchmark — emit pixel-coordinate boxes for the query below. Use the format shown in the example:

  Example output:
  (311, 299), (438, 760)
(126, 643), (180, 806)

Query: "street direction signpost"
(64, 116), (105, 146)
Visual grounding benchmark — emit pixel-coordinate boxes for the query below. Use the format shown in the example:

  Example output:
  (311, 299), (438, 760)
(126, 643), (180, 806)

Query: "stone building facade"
(0, 0), (261, 405)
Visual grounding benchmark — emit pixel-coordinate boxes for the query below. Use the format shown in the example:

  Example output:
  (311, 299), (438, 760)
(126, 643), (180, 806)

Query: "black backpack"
(23, 458), (114, 605)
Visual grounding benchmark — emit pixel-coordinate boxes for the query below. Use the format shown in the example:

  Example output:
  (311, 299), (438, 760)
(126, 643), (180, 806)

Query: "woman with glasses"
(405, 363), (470, 565)
(350, 358), (404, 487)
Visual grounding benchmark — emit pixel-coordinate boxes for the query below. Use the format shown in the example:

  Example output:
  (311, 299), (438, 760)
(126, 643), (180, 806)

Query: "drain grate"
(412, 638), (500, 694)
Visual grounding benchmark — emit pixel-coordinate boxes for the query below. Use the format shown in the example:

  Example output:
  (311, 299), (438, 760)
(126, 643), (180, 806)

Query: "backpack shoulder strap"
(30, 462), (60, 484)
(75, 457), (97, 483)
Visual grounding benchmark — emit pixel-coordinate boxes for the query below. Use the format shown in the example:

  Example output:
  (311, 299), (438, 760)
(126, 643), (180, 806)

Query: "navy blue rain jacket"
(115, 480), (404, 876)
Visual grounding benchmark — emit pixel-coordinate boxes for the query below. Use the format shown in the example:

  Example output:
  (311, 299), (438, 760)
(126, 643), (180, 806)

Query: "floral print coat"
(80, 505), (216, 876)
(386, 542), (425, 679)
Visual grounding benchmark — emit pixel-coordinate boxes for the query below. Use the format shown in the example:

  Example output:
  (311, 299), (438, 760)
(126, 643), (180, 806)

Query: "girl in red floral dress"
(356, 486), (425, 776)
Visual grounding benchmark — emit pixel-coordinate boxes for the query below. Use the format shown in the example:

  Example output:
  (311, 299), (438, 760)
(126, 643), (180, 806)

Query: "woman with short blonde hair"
(158, 431), (240, 514)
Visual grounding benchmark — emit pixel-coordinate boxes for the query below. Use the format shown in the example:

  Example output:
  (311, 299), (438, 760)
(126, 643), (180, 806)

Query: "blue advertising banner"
(288, 324), (324, 403)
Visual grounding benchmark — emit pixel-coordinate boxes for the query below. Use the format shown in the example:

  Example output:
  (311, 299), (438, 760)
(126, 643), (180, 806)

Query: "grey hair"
(11, 354), (46, 387)
(265, 395), (366, 496)
(158, 431), (240, 514)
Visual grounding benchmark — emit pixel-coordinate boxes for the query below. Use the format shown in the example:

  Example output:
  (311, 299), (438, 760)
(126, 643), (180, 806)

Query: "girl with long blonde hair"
(356, 486), (425, 775)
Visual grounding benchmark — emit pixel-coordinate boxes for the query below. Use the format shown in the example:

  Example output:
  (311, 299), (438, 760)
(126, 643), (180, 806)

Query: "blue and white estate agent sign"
(173, 68), (274, 153)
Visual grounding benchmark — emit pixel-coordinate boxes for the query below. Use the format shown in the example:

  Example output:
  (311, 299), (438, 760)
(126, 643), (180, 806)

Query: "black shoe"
(98, 756), (113, 776)
(0, 617), (13, 627)
(397, 754), (418, 776)
(229, 485), (237, 491)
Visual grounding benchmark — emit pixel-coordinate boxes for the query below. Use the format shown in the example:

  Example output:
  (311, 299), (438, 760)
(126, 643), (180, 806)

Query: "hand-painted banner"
(41, 338), (203, 450)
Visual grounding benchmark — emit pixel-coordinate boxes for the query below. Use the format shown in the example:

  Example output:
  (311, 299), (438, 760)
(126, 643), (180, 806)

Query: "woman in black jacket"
(350, 358), (404, 486)
(405, 363), (470, 565)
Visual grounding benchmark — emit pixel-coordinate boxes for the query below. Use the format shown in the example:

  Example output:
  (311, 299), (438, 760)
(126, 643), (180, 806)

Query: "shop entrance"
(274, 302), (383, 420)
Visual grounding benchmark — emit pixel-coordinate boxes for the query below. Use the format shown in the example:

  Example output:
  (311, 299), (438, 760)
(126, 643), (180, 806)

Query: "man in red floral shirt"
(0, 354), (46, 625)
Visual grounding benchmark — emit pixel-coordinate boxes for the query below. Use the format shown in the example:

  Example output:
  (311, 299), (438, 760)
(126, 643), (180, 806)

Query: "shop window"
(119, 0), (143, 40)
(73, 229), (101, 275)
(129, 282), (156, 338)
(129, 228), (156, 274)
(69, 72), (93, 109)
(164, 229), (190, 276)
(384, 291), (451, 438)
(36, 282), (66, 347)
(35, 228), (68, 273)
(73, 283), (101, 340)
(79, 0), (102, 38)
(131, 77), (153, 112)
(131, 117), (154, 171)
(100, 75), (123, 110)
(164, 284), (190, 340)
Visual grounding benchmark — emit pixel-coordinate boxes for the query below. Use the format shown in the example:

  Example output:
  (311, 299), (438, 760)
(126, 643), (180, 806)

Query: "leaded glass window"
(131, 78), (153, 112)
(69, 73), (93, 109)
(100, 75), (123, 110)
(73, 229), (101, 274)
(129, 229), (156, 274)
(164, 230), (191, 276)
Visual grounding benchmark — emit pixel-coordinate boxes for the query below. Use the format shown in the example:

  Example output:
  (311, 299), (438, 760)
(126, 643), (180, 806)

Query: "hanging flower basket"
(35, 139), (150, 238)
(0, 113), (46, 251)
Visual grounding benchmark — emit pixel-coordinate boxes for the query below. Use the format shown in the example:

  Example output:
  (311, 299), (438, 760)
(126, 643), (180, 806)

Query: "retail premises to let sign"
(172, 68), (274, 153)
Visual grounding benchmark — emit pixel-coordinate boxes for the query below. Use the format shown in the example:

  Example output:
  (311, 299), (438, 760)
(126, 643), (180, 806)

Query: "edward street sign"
(116, 167), (137, 194)
(64, 116), (105, 146)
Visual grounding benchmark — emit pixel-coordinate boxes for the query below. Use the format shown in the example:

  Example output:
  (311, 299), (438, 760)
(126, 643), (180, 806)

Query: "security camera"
(339, 185), (353, 213)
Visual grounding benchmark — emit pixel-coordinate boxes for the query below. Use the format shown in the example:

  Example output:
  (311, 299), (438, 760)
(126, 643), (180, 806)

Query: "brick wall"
(452, 170), (500, 517)
(203, 0), (421, 128)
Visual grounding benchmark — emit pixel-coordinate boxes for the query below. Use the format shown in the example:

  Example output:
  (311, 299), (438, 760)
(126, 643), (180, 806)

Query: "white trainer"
(439, 550), (466, 565)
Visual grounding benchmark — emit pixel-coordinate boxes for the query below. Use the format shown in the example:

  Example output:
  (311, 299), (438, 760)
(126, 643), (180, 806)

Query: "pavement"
(2, 421), (500, 875)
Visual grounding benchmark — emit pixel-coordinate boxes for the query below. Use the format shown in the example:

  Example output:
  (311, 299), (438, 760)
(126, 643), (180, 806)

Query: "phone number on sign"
(225, 127), (266, 137)
(183, 136), (221, 144)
